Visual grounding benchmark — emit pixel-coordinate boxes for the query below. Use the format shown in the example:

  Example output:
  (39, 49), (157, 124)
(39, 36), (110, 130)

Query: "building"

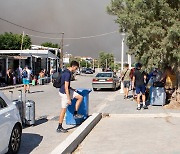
(0, 50), (59, 83)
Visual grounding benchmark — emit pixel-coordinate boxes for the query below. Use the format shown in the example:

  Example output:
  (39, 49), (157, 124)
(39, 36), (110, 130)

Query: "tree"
(107, 0), (180, 106)
(99, 51), (114, 69)
(41, 42), (60, 48)
(0, 32), (31, 49)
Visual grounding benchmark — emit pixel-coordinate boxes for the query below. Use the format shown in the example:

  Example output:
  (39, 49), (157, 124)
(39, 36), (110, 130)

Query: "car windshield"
(96, 73), (112, 78)
(86, 68), (92, 71)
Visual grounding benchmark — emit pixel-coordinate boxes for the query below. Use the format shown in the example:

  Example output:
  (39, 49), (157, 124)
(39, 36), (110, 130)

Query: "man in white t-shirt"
(22, 66), (31, 93)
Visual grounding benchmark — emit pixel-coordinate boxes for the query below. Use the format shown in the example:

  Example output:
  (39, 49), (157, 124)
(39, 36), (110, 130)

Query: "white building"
(0, 50), (59, 80)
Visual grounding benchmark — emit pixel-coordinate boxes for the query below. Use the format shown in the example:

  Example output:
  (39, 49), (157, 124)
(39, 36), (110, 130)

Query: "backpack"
(22, 70), (28, 78)
(53, 72), (64, 88)
(129, 68), (135, 79)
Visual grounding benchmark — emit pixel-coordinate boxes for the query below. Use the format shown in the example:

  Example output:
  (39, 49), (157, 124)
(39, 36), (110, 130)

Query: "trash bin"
(66, 88), (92, 125)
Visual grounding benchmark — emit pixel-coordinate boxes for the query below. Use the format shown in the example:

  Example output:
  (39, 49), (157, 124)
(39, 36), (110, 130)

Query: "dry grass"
(164, 90), (180, 109)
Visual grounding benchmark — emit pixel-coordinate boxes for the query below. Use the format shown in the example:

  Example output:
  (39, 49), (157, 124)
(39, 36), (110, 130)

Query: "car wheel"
(8, 124), (22, 154)
(93, 88), (97, 91)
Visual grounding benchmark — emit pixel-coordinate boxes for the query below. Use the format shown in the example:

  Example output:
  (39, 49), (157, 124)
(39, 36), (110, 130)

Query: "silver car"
(92, 72), (120, 91)
(0, 92), (22, 154)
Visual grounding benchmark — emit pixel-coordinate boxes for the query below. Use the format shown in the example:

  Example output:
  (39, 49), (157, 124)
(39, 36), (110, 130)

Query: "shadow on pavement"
(30, 90), (44, 94)
(35, 117), (48, 126)
(23, 117), (48, 129)
(19, 133), (43, 154)
(66, 125), (79, 131)
(94, 88), (119, 92)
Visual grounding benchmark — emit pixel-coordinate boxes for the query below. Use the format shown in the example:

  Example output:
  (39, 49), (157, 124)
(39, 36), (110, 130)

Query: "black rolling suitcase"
(24, 92), (36, 126)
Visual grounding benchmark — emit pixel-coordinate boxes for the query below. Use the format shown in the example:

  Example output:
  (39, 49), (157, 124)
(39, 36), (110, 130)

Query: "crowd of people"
(120, 63), (177, 110)
(3, 66), (55, 93)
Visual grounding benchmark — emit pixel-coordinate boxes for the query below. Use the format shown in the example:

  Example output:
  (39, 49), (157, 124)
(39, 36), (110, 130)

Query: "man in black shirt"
(57, 61), (83, 133)
(132, 63), (148, 110)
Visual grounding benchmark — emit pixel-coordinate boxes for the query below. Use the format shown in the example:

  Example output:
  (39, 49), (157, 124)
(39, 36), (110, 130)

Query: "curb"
(109, 113), (180, 118)
(51, 113), (102, 154)
(0, 84), (24, 91)
(80, 74), (94, 77)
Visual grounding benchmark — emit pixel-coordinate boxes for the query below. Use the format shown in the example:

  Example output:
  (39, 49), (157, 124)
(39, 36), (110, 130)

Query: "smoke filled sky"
(0, 0), (128, 60)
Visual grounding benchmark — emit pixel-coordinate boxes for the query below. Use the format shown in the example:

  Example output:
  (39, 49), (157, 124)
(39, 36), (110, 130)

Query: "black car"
(81, 68), (87, 74)
(85, 68), (93, 74)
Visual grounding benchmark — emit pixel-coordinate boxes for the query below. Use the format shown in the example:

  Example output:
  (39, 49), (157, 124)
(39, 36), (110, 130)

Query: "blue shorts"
(23, 78), (30, 85)
(136, 85), (146, 94)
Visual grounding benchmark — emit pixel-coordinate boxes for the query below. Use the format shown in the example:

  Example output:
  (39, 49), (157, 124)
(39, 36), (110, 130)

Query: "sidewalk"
(75, 115), (180, 154)
(74, 91), (180, 154)
(0, 84), (24, 91)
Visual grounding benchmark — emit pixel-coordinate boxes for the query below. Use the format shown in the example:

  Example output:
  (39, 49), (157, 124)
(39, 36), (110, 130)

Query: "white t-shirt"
(26, 69), (31, 80)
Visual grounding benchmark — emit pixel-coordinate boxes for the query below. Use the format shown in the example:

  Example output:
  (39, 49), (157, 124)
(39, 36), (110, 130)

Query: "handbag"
(121, 69), (129, 81)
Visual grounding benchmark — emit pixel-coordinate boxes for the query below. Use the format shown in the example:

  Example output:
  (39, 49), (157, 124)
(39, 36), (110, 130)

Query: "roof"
(0, 50), (59, 59)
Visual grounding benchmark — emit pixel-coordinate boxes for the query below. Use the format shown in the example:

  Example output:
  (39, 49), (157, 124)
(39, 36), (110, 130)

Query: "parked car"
(81, 68), (87, 74)
(85, 68), (94, 74)
(92, 72), (120, 91)
(0, 92), (22, 154)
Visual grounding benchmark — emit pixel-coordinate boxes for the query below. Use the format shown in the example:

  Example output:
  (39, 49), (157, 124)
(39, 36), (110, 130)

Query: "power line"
(0, 17), (62, 34)
(0, 16), (119, 40)
(26, 31), (118, 40)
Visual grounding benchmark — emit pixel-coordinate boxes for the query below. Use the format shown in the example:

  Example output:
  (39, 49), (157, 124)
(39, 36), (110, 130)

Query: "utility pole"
(128, 54), (132, 69)
(79, 61), (81, 68)
(86, 61), (88, 68)
(120, 34), (125, 94)
(121, 38), (124, 71)
(60, 32), (64, 69)
(114, 58), (116, 72)
(20, 31), (24, 50)
(106, 59), (108, 70)
(20, 31), (24, 67)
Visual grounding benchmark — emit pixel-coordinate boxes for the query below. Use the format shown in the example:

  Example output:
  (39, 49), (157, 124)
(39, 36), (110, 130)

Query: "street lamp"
(121, 33), (126, 71)
(120, 32), (126, 94)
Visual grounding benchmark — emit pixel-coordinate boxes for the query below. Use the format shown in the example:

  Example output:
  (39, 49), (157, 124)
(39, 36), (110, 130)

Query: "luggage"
(150, 87), (166, 106)
(45, 77), (50, 83)
(39, 78), (44, 85)
(24, 92), (36, 126)
(32, 79), (36, 86)
(10, 90), (24, 122)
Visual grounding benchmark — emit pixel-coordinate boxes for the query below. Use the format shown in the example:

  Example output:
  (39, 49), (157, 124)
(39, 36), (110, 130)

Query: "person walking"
(130, 67), (136, 99)
(57, 61), (83, 133)
(132, 63), (148, 110)
(121, 63), (131, 99)
(50, 67), (54, 82)
(6, 68), (13, 85)
(22, 66), (31, 93)
(17, 65), (22, 84)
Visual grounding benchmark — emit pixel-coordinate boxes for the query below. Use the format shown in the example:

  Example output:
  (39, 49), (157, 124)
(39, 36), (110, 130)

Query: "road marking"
(109, 113), (180, 118)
